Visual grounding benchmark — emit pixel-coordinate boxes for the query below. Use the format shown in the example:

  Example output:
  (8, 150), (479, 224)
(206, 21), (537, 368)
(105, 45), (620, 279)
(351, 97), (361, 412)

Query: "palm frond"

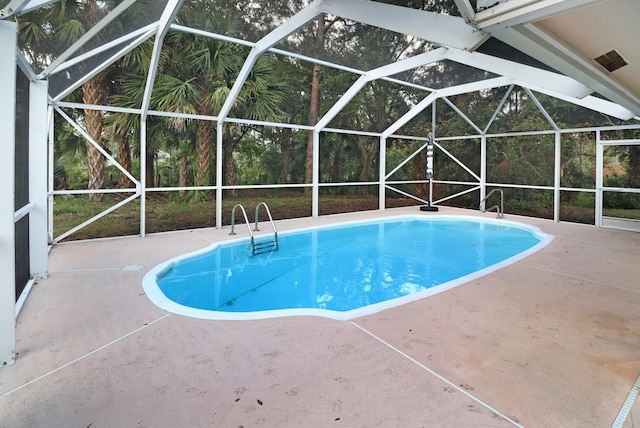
(152, 75), (199, 116)
(56, 19), (85, 44)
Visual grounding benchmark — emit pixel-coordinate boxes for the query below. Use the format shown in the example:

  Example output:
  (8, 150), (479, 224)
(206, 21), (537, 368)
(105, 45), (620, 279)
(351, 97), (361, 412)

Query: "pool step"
(230, 202), (279, 257)
(252, 238), (279, 256)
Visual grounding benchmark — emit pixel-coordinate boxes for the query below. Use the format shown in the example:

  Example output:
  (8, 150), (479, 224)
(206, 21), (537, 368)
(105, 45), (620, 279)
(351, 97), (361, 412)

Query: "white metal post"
(47, 105), (54, 243)
(312, 131), (320, 218)
(553, 131), (561, 223)
(379, 136), (386, 210)
(29, 79), (49, 279)
(0, 20), (17, 366)
(432, 99), (437, 192)
(480, 134), (487, 203)
(216, 122), (223, 228)
(427, 133), (434, 204)
(140, 120), (146, 237)
(595, 130), (603, 227)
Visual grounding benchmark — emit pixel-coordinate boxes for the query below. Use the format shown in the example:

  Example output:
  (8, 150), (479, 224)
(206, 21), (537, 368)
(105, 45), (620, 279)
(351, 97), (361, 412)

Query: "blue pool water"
(143, 216), (552, 320)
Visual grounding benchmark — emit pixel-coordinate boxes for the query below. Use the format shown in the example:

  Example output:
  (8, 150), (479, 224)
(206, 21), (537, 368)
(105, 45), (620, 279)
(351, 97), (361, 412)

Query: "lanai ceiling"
(2, 0), (639, 121)
(465, 0), (640, 118)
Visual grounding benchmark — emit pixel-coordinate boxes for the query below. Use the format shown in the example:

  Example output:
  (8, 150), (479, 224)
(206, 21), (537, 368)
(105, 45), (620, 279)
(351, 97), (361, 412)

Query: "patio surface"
(1, 206), (639, 427)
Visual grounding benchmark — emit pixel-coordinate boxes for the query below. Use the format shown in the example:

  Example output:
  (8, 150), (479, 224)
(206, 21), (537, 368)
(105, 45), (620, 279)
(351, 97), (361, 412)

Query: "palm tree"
(165, 6), (241, 194)
(105, 37), (157, 192)
(104, 111), (134, 191)
(49, 1), (111, 201)
(219, 54), (286, 192)
(17, 0), (152, 201)
(110, 69), (197, 190)
(108, 5), (285, 201)
(156, 9), (286, 192)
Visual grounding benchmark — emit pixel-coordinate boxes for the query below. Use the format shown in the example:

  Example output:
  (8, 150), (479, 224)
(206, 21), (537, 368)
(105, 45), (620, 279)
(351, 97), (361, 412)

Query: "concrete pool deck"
(1, 206), (639, 427)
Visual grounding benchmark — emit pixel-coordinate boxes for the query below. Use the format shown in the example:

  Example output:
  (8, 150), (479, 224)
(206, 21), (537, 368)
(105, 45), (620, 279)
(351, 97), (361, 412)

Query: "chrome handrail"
(254, 201), (278, 251)
(229, 202), (279, 255)
(480, 188), (504, 218)
(229, 203), (253, 237)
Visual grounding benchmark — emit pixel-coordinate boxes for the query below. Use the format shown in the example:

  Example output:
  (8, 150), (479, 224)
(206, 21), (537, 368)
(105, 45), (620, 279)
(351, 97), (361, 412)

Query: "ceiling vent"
(594, 49), (628, 73)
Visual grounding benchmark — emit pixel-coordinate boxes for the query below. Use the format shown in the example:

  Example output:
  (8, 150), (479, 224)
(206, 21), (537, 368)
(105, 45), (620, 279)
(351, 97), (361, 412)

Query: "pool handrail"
(254, 202), (276, 232)
(254, 202), (279, 253)
(480, 188), (504, 219)
(230, 202), (279, 256)
(229, 203), (253, 238)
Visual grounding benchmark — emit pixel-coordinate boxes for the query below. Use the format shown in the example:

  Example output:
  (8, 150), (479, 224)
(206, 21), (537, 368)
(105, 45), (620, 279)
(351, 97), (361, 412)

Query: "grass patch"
(53, 192), (417, 241)
(602, 208), (640, 219)
(55, 191), (639, 242)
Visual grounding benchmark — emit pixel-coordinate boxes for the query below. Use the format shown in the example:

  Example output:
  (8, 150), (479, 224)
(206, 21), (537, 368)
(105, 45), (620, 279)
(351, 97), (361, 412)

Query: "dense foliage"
(15, 0), (640, 239)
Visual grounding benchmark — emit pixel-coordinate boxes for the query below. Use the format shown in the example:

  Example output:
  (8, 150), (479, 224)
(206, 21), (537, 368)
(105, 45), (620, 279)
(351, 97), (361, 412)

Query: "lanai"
(2, 0), (639, 375)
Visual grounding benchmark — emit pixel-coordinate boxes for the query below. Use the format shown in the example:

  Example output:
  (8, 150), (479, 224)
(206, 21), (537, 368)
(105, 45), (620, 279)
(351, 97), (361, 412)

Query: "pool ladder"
(229, 202), (279, 256)
(480, 188), (504, 218)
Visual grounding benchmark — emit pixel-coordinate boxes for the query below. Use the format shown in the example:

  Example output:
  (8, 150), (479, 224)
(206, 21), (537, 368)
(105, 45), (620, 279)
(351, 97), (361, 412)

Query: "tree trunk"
(412, 145), (427, 199)
(117, 135), (132, 190)
(279, 127), (292, 184)
(82, 75), (105, 202)
(357, 136), (378, 194)
(628, 145), (640, 188)
(179, 152), (188, 200)
(305, 63), (322, 195)
(146, 149), (155, 189)
(579, 138), (585, 175)
(223, 134), (237, 196)
(331, 142), (342, 182)
(305, 15), (329, 196)
(196, 119), (212, 187)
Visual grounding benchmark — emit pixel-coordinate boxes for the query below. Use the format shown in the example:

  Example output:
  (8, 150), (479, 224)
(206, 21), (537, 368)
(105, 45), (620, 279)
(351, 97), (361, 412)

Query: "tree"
(219, 54), (286, 192)
(301, 1), (460, 194)
(47, 1), (110, 201)
(106, 34), (162, 191)
(111, 68), (198, 192)
(104, 111), (134, 191)
(266, 55), (312, 185)
(17, 0), (152, 201)
(304, 15), (341, 195)
(107, 4), (285, 200)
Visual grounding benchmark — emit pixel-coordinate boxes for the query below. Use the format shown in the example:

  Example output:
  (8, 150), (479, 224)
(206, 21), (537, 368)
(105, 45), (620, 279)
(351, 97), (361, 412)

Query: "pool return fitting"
(229, 202), (279, 256)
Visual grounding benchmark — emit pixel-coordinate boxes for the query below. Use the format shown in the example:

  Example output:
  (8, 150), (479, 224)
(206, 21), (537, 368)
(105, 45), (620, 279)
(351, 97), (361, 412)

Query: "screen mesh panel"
(15, 66), (30, 301)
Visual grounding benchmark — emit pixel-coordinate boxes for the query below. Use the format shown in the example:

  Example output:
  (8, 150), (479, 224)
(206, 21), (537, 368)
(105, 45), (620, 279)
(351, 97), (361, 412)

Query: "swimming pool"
(142, 215), (553, 320)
